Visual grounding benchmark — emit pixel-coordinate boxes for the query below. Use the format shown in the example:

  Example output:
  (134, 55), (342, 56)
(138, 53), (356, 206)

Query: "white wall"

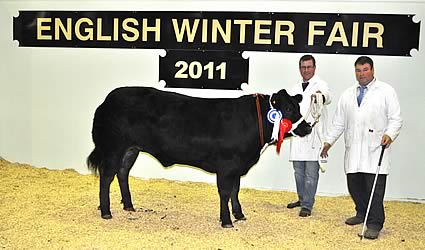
(1, 0), (424, 201)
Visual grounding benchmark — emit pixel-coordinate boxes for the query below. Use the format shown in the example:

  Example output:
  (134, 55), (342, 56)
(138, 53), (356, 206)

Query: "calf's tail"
(87, 147), (103, 175)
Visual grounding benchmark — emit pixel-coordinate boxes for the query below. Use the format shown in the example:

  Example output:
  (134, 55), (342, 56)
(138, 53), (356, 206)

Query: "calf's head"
(270, 89), (312, 137)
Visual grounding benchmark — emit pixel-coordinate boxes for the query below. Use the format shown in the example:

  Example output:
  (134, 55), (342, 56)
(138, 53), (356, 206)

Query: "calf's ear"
(294, 94), (303, 103)
(277, 89), (289, 97)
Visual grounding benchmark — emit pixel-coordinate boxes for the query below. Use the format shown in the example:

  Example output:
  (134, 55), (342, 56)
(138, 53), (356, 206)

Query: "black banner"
(13, 11), (421, 56)
(160, 50), (248, 89)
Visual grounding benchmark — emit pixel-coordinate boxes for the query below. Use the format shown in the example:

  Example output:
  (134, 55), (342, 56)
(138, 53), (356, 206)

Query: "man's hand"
(311, 90), (322, 103)
(320, 142), (332, 158)
(381, 134), (393, 148)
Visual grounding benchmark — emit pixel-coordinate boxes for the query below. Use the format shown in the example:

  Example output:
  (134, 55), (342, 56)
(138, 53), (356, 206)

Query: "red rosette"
(276, 119), (293, 154)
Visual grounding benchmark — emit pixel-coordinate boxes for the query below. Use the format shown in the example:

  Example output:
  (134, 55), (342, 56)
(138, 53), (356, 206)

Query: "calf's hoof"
(101, 214), (113, 219)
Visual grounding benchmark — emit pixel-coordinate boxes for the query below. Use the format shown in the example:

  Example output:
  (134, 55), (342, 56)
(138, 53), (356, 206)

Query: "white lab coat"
(326, 79), (403, 174)
(288, 75), (332, 161)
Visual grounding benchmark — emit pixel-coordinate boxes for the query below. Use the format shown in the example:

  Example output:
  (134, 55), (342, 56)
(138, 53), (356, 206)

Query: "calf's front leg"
(230, 177), (246, 221)
(217, 174), (234, 228)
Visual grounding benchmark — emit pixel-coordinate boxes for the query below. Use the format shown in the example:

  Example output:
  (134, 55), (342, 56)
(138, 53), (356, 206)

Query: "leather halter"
(254, 94), (265, 147)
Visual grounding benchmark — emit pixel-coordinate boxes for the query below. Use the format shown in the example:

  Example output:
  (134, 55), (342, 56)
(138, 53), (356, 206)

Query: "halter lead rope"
(310, 93), (324, 128)
(310, 92), (327, 172)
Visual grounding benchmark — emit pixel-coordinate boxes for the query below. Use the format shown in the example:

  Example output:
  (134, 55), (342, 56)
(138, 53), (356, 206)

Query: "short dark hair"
(355, 56), (374, 69)
(299, 55), (316, 67)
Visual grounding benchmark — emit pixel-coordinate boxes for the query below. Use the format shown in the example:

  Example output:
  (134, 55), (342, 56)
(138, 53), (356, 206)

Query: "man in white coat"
(286, 55), (332, 217)
(321, 56), (402, 239)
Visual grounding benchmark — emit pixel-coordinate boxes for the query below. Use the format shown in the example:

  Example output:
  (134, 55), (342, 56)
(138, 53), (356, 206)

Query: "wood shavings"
(0, 159), (424, 249)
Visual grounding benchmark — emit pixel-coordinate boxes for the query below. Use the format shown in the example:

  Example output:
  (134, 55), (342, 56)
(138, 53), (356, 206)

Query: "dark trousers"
(347, 173), (387, 231)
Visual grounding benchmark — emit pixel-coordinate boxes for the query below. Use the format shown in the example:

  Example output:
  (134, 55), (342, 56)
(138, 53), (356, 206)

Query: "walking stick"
(360, 145), (386, 240)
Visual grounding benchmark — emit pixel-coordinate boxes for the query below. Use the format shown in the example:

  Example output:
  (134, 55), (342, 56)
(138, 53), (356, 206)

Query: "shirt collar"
(358, 77), (376, 89)
(302, 74), (319, 85)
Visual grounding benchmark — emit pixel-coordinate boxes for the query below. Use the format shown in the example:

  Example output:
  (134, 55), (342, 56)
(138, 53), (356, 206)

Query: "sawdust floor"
(0, 159), (424, 249)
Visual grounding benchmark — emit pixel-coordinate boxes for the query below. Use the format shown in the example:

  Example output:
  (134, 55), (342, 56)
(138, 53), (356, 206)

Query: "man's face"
(355, 63), (374, 86)
(299, 59), (316, 82)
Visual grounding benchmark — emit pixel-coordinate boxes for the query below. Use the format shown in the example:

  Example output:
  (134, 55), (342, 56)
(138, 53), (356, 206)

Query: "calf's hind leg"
(117, 148), (139, 212)
(99, 171), (115, 219)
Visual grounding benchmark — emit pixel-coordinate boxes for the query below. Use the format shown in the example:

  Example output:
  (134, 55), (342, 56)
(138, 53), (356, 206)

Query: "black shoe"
(287, 201), (301, 209)
(299, 208), (311, 217)
(345, 216), (363, 225)
(359, 228), (380, 240)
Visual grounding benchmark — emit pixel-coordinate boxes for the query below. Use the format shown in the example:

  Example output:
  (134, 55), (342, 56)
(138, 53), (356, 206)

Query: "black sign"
(160, 50), (248, 89)
(13, 11), (421, 56)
